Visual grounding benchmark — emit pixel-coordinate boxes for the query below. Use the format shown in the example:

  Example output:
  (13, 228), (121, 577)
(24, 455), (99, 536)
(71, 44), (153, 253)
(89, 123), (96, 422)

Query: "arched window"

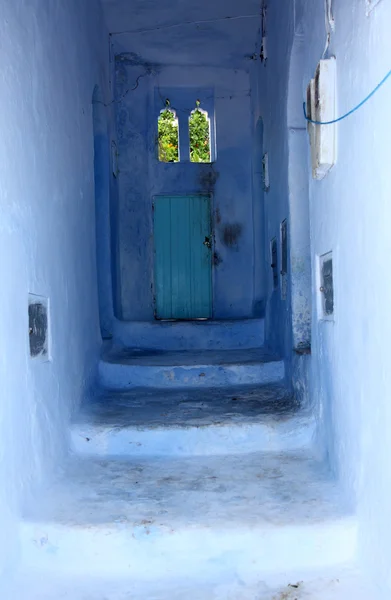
(158, 100), (179, 162)
(189, 100), (211, 163)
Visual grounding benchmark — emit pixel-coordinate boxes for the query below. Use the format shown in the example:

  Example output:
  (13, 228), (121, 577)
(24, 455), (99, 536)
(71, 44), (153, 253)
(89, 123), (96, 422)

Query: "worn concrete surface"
(112, 318), (265, 351)
(1, 566), (379, 599)
(104, 348), (280, 366)
(99, 348), (285, 389)
(72, 385), (315, 456)
(20, 451), (356, 579)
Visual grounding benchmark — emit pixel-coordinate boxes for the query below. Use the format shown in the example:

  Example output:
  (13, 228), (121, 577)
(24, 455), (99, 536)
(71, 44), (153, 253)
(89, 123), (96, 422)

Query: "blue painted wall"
(92, 85), (115, 338)
(0, 0), (111, 582)
(251, 116), (267, 318)
(115, 62), (259, 321)
(258, 0), (391, 593)
(250, 11), (293, 360)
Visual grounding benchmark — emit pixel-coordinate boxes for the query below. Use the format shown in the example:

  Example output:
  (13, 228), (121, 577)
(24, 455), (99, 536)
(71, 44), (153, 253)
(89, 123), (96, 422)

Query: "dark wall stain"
(115, 52), (160, 70)
(215, 207), (221, 225)
(198, 166), (220, 193)
(213, 251), (223, 266)
(222, 223), (243, 249)
(116, 52), (144, 66)
(253, 298), (266, 318)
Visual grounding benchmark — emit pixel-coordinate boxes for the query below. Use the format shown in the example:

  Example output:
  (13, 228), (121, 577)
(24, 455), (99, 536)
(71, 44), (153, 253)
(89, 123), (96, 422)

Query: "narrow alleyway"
(12, 320), (366, 598)
(1, 0), (390, 598)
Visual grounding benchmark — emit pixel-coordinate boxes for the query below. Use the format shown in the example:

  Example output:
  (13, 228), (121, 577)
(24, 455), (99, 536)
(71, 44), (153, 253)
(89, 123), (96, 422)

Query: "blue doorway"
(153, 195), (212, 320)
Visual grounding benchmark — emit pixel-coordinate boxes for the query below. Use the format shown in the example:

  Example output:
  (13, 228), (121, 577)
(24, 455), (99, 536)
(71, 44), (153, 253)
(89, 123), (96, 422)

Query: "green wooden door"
(153, 195), (212, 319)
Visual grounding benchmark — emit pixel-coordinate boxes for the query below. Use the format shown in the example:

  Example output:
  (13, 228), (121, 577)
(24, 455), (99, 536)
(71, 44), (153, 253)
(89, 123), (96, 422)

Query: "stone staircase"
(12, 319), (367, 599)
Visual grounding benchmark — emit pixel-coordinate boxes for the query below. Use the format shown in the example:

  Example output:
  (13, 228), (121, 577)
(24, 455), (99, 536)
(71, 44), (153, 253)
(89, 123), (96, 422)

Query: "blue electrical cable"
(303, 68), (391, 125)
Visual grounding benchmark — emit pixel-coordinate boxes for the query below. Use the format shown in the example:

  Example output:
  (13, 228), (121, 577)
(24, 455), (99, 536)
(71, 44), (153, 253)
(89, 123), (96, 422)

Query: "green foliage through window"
(189, 102), (211, 163)
(158, 108), (179, 162)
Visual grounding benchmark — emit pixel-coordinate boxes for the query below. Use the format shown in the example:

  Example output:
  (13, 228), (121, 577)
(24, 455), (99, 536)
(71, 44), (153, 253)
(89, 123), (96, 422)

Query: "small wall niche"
(189, 100), (211, 163)
(28, 294), (50, 360)
(280, 219), (288, 299)
(319, 252), (334, 319)
(270, 238), (278, 289)
(262, 152), (270, 191)
(111, 140), (119, 177)
(158, 101), (179, 163)
(260, 0), (267, 63)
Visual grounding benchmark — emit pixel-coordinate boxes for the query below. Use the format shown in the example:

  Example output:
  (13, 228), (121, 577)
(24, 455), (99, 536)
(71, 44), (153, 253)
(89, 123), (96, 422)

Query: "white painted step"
(20, 451), (357, 580)
(99, 348), (285, 389)
(2, 567), (379, 600)
(72, 385), (315, 457)
(112, 318), (265, 351)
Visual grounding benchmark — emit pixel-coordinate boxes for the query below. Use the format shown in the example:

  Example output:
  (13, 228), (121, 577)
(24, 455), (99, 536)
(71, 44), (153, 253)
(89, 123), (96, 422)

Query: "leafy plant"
(189, 104), (211, 163)
(157, 101), (211, 163)
(158, 109), (179, 162)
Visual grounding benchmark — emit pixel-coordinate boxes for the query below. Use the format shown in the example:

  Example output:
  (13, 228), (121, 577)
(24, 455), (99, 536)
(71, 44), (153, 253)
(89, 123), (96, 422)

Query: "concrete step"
(3, 566), (378, 599)
(72, 385), (314, 457)
(112, 318), (265, 351)
(20, 451), (357, 580)
(98, 348), (285, 390)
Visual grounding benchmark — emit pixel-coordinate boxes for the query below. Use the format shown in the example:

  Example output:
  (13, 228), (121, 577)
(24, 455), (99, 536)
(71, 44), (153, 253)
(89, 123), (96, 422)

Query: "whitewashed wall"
(260, 0), (391, 592)
(0, 0), (110, 582)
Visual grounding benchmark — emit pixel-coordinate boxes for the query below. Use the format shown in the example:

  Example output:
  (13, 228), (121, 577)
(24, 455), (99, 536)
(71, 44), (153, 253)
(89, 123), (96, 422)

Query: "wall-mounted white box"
(306, 57), (337, 180)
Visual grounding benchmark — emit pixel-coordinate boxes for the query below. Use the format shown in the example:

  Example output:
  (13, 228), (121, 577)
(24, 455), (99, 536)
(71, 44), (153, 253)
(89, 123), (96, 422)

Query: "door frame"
(152, 193), (214, 321)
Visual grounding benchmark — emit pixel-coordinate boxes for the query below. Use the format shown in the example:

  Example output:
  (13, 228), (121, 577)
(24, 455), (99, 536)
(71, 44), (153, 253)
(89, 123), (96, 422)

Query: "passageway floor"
(104, 347), (280, 367)
(3, 565), (379, 599)
(79, 384), (296, 428)
(72, 385), (314, 456)
(24, 450), (347, 529)
(99, 347), (285, 389)
(20, 450), (356, 578)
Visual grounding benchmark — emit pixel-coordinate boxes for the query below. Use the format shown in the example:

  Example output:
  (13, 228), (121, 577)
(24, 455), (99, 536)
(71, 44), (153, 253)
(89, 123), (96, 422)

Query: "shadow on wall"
(287, 33), (312, 352)
(252, 116), (266, 317)
(92, 85), (114, 339)
(285, 19), (313, 407)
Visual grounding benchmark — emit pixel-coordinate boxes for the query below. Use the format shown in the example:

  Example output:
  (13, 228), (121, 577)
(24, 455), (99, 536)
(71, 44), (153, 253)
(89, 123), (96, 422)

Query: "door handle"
(203, 236), (212, 249)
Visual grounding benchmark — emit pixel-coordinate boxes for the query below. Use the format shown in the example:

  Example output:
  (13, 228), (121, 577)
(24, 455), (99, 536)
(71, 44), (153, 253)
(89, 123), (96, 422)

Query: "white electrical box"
(306, 57), (337, 180)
